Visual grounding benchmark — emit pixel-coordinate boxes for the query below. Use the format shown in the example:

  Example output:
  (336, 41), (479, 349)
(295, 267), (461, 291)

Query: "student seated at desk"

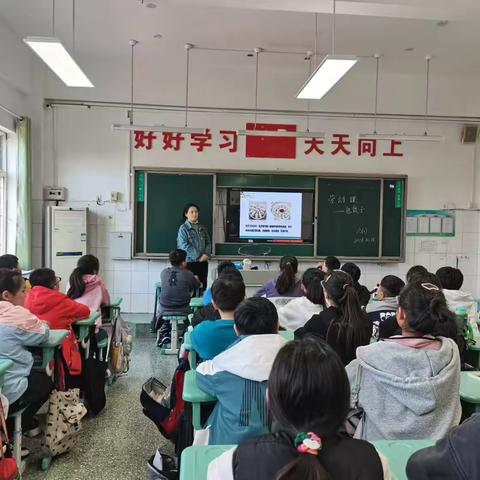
(196, 297), (286, 445)
(67, 254), (110, 341)
(202, 261), (236, 306)
(0, 254), (31, 291)
(0, 269), (51, 436)
(277, 268), (324, 331)
(295, 270), (372, 365)
(406, 264), (429, 284)
(367, 275), (405, 339)
(406, 414), (480, 479)
(436, 266), (480, 336)
(318, 255), (341, 274)
(346, 281), (461, 441)
(341, 263), (371, 307)
(208, 337), (388, 480)
(192, 268), (243, 327)
(156, 249), (201, 342)
(25, 268), (91, 375)
(191, 275), (245, 360)
(254, 256), (303, 298)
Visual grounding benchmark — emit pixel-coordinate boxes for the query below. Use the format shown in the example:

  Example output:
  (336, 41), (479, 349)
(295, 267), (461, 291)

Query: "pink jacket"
(74, 275), (110, 326)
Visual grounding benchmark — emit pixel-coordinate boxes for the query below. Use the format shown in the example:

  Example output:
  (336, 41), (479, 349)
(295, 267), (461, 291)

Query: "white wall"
(36, 104), (480, 312)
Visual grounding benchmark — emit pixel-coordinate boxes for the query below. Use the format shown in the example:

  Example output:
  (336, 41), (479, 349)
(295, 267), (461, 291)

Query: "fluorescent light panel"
(112, 124), (206, 134)
(297, 55), (358, 100)
(238, 130), (325, 138)
(358, 133), (444, 142)
(24, 37), (93, 87)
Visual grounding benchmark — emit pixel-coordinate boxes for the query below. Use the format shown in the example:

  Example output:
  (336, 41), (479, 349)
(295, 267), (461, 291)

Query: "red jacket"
(25, 286), (91, 374)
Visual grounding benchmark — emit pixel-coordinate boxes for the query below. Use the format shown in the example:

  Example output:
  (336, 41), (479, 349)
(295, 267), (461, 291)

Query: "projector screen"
(239, 191), (303, 240)
(226, 189), (315, 244)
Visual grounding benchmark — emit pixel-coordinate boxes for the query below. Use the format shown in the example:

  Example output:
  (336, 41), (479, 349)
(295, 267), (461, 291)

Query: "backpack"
(141, 355), (190, 442)
(109, 314), (132, 375)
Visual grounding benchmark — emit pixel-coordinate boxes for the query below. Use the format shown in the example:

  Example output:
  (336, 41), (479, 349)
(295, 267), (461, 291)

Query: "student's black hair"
(323, 256), (340, 273)
(302, 268), (325, 305)
(234, 297), (278, 335)
(219, 268), (243, 282)
(270, 338), (350, 480)
(322, 270), (370, 357)
(436, 267), (464, 291)
(0, 254), (19, 270)
(217, 261), (235, 276)
(0, 268), (24, 296)
(380, 275), (405, 297)
(398, 280), (456, 337)
(406, 265), (429, 284)
(169, 248), (187, 267)
(182, 203), (200, 222)
(341, 262), (361, 282)
(29, 268), (57, 289)
(211, 276), (245, 311)
(275, 256), (298, 295)
(67, 254), (100, 300)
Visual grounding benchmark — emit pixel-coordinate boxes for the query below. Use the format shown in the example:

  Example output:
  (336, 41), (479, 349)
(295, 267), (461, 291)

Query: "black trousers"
(187, 261), (209, 292)
(8, 370), (52, 430)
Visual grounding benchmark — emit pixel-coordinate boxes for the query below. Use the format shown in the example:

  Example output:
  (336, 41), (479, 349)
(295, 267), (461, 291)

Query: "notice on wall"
(406, 210), (455, 237)
(239, 191), (303, 240)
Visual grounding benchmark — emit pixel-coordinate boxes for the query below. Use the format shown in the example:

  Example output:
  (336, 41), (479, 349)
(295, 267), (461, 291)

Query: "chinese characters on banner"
(133, 129), (403, 158)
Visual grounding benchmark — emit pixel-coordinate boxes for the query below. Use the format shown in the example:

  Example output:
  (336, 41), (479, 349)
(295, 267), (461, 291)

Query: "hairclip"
(421, 283), (440, 291)
(294, 432), (322, 456)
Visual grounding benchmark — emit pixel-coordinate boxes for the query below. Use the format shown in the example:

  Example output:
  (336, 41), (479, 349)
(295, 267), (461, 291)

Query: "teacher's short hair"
(183, 203), (200, 218)
(169, 249), (187, 266)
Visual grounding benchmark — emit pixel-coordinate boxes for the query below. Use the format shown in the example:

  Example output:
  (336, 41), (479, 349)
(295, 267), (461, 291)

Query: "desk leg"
(192, 402), (202, 431)
(189, 350), (197, 369)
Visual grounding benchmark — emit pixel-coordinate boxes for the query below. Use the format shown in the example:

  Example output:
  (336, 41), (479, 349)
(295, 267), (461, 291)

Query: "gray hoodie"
(346, 336), (461, 441)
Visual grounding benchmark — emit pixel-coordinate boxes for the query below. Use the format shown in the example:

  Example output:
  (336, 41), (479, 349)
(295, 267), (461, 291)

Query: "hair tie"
(343, 283), (350, 290)
(421, 283), (440, 292)
(294, 432), (322, 456)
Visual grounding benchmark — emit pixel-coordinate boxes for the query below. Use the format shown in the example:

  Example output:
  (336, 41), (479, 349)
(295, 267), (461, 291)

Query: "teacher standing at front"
(177, 203), (211, 291)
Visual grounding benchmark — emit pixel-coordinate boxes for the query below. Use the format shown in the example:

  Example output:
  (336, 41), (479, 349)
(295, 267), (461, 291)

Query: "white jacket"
(277, 296), (323, 331)
(442, 289), (480, 336)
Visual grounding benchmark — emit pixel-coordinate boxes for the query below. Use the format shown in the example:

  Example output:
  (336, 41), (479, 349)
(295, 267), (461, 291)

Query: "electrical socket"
(44, 187), (66, 201)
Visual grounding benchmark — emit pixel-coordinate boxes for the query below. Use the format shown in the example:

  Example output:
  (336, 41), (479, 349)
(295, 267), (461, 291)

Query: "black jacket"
(407, 414), (480, 479)
(295, 306), (372, 365)
(233, 431), (384, 480)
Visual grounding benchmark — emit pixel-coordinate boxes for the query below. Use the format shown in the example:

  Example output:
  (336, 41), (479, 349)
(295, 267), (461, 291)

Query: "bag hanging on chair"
(0, 399), (18, 480)
(109, 313), (132, 375)
(45, 388), (87, 457)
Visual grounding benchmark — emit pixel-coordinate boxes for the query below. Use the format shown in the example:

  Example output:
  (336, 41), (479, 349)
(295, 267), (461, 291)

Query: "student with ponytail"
(67, 255), (110, 333)
(295, 270), (372, 365)
(207, 338), (388, 480)
(346, 281), (461, 441)
(254, 256), (303, 298)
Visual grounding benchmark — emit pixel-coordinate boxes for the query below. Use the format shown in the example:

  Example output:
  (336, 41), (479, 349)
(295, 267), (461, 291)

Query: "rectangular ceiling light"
(358, 133), (444, 142)
(297, 55), (358, 100)
(112, 124), (206, 134)
(24, 37), (94, 87)
(237, 129), (325, 138)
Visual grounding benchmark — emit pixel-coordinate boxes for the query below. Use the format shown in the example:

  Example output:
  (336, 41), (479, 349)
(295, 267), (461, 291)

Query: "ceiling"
(1, 0), (480, 100)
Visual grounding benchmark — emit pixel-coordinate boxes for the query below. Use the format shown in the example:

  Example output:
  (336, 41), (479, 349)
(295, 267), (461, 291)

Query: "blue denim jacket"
(177, 220), (212, 263)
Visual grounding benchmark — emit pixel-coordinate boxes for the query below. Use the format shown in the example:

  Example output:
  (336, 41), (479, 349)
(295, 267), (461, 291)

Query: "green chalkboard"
(134, 171), (405, 260)
(135, 172), (214, 255)
(317, 178), (381, 257)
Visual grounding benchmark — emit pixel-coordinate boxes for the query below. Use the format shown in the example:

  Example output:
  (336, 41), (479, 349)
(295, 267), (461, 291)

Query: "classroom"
(0, 0), (479, 479)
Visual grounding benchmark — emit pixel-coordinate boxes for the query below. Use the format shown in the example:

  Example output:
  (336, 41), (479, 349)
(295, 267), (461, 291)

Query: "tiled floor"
(25, 325), (178, 480)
